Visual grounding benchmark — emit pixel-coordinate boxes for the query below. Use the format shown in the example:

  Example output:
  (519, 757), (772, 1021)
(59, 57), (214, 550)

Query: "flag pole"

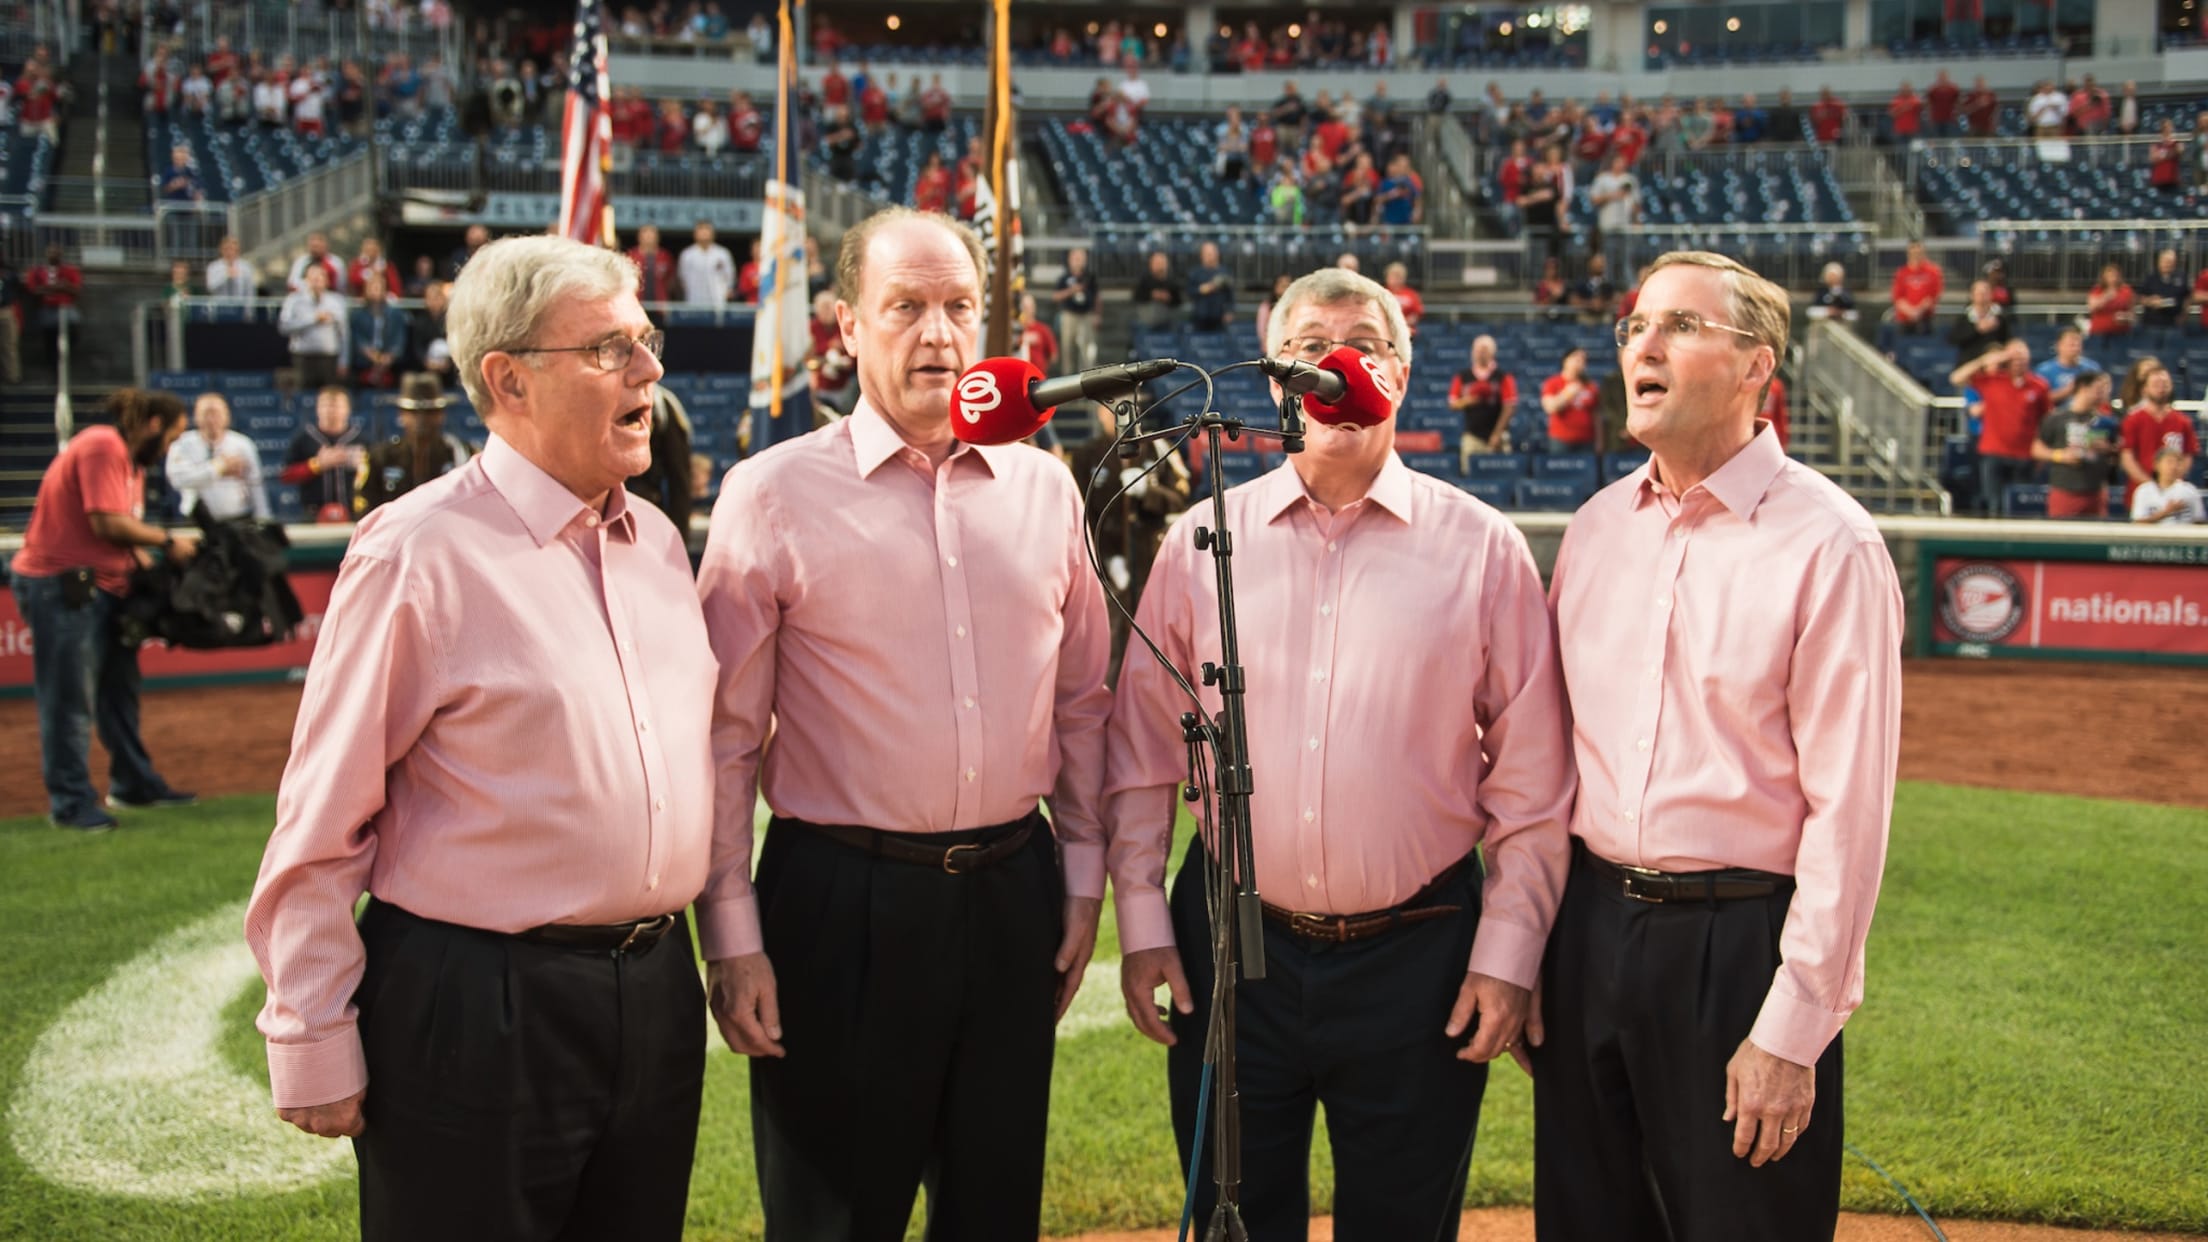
(983, 0), (1014, 358)
(768, 0), (799, 422)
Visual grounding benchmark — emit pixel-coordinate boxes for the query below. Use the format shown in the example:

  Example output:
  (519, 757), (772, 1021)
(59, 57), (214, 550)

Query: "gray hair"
(447, 235), (637, 412)
(1263, 267), (1414, 370)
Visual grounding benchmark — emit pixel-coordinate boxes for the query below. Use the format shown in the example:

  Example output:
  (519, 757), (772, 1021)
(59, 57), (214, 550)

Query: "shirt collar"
(848, 396), (1001, 481)
(1255, 451), (1417, 525)
(1634, 421), (1787, 520)
(479, 434), (636, 546)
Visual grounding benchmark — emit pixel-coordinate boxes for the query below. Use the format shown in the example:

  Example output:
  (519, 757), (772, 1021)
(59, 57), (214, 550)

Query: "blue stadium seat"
(1465, 452), (1530, 480)
(1399, 451), (1457, 480)
(1515, 478), (1589, 512)
(1603, 450), (1651, 482)
(1457, 478), (1513, 508)
(1533, 452), (1600, 490)
(2001, 483), (2050, 519)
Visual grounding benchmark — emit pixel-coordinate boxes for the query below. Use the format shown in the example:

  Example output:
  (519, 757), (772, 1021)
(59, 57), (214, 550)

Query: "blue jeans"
(9, 570), (164, 821)
(1979, 455), (2037, 516)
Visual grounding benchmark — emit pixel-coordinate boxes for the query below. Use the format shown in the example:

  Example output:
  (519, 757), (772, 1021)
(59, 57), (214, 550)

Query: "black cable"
(1846, 1141), (1949, 1242)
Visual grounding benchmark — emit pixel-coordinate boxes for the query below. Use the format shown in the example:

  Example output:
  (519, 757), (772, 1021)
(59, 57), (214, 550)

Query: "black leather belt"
(779, 813), (1037, 875)
(515, 912), (679, 953)
(1260, 850), (1474, 944)
(1580, 849), (1790, 904)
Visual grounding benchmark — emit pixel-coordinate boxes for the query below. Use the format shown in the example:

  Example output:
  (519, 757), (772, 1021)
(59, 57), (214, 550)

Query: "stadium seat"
(1465, 453), (1530, 480)
(1514, 478), (1589, 512)
(2001, 483), (2050, 519)
(1532, 452), (1600, 491)
(1603, 450), (1651, 482)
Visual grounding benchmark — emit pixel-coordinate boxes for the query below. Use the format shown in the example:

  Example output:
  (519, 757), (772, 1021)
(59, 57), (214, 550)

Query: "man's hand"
(1444, 970), (1529, 1063)
(1723, 1038), (1815, 1167)
(1508, 977), (1545, 1076)
(167, 533), (200, 563)
(278, 1089), (365, 1138)
(706, 953), (785, 1057)
(1053, 896), (1103, 1021)
(1120, 945), (1192, 1046)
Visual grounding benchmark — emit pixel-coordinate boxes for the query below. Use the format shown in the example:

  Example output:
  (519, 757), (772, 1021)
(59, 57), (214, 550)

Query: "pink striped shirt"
(1551, 425), (1902, 1067)
(245, 436), (719, 1110)
(1103, 455), (1576, 989)
(692, 400), (1113, 962)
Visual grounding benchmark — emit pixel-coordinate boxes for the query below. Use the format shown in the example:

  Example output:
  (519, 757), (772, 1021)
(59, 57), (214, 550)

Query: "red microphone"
(1300, 346), (1399, 428)
(952, 357), (1052, 446)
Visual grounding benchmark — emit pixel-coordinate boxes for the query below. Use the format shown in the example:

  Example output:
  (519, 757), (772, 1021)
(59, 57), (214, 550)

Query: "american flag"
(557, 0), (614, 245)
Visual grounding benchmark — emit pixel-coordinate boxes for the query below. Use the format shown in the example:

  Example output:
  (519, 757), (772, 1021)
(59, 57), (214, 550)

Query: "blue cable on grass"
(1847, 1141), (1950, 1241)
(1178, 1062), (1212, 1242)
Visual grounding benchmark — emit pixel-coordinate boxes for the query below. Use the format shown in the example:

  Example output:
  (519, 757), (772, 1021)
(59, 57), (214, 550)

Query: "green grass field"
(0, 782), (2203, 1240)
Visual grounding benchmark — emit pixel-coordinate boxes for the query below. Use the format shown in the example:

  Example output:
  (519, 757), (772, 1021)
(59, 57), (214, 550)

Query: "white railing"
(228, 150), (378, 265)
(1802, 318), (1947, 514)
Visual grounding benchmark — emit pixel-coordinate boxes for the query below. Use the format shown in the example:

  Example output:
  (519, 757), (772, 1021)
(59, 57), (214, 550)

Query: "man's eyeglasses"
(1613, 310), (1760, 351)
(506, 330), (666, 372)
(1278, 335), (1399, 362)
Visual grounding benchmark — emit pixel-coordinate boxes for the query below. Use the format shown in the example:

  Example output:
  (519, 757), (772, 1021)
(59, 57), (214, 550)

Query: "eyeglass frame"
(1613, 309), (1763, 352)
(503, 329), (667, 372)
(1275, 334), (1402, 362)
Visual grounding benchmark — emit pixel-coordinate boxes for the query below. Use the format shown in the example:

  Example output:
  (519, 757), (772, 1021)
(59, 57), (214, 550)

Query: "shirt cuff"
(1749, 985), (1849, 1068)
(1113, 886), (1175, 955)
(1060, 839), (1106, 902)
(1466, 915), (1546, 991)
(693, 893), (763, 961)
(266, 1031), (368, 1111)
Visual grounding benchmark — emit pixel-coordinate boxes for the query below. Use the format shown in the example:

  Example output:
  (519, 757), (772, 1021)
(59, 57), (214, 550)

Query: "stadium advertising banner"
(1922, 540), (2208, 666)
(0, 565), (340, 697)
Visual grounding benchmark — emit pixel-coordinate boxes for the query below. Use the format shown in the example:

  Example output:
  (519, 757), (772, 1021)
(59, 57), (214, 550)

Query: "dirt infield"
(1055, 1210), (2208, 1242)
(5, 657), (2206, 819)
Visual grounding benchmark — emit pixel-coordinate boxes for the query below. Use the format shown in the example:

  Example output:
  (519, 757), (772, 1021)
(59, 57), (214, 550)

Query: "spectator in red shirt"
(820, 63), (849, 109)
(1532, 254), (1569, 319)
(2189, 262), (2208, 331)
(2085, 263), (2135, 340)
(1312, 110), (1352, 162)
(7, 389), (198, 831)
(1887, 82), (1924, 143)
(737, 238), (762, 303)
(1760, 373), (1790, 451)
(919, 72), (951, 132)
(2068, 75), (2111, 135)
(807, 290), (855, 412)
(1961, 75), (2001, 137)
(1809, 88), (1847, 144)
(1016, 294), (1059, 375)
(857, 75), (888, 131)
(1888, 241), (1944, 342)
(1542, 347), (1601, 451)
(727, 91), (763, 152)
(1451, 334), (1519, 467)
(609, 86), (652, 146)
(2149, 119), (2184, 193)
(953, 136), (982, 220)
(654, 99), (688, 152)
(1926, 70), (1961, 137)
(1951, 339), (2051, 514)
(347, 238), (389, 298)
(627, 224), (680, 303)
(1610, 115), (1647, 167)
(1498, 138), (1533, 231)
(1248, 118), (1279, 177)
(205, 36), (237, 84)
(1382, 262), (1423, 332)
(23, 244), (83, 368)
(15, 64), (60, 143)
(912, 151), (951, 214)
(2119, 363), (2199, 505)
(1571, 115), (1609, 182)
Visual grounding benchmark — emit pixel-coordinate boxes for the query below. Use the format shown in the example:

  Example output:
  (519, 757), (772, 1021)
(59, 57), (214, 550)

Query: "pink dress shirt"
(245, 436), (718, 1110)
(1103, 455), (1576, 990)
(1550, 425), (1902, 1068)
(692, 400), (1112, 962)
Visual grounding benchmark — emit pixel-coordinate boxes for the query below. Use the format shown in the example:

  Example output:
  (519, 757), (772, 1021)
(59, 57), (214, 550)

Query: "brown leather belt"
(1259, 851), (1475, 945)
(515, 912), (679, 954)
(1579, 848), (1790, 904)
(779, 812), (1038, 875)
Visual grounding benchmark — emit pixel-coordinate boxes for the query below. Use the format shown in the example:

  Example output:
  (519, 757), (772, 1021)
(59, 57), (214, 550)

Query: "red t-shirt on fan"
(1975, 370), (2052, 460)
(10, 425), (145, 596)
(2120, 407), (2200, 502)
(1543, 374), (1599, 445)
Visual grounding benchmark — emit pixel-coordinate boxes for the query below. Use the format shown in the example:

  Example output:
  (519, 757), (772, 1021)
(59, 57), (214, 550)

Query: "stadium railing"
(1802, 318), (1949, 515)
(173, 0), (464, 85)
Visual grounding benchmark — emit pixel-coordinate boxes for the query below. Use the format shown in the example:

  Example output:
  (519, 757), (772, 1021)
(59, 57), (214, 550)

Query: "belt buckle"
(615, 913), (671, 953)
(943, 842), (985, 875)
(1618, 864), (1667, 903)
(1289, 911), (1340, 941)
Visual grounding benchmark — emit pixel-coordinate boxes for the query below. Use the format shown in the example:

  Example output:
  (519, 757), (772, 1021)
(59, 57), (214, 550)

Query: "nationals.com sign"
(1930, 554), (2208, 662)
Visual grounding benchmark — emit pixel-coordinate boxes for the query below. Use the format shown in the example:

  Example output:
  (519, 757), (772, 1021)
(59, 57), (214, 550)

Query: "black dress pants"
(750, 813), (1063, 1242)
(1531, 849), (1845, 1242)
(1167, 849), (1491, 1242)
(352, 901), (706, 1242)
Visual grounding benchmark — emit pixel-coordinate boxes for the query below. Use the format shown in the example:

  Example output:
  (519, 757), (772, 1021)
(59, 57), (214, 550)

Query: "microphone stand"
(1115, 363), (1308, 1242)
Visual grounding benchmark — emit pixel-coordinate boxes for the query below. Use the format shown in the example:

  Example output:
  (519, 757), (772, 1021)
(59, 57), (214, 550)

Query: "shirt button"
(1623, 810), (1637, 823)
(653, 797), (666, 812)
(640, 720), (650, 732)
(585, 514), (600, 528)
(1303, 808), (1315, 822)
(946, 555), (959, 568)
(1327, 540), (1338, 551)
(1312, 669), (1326, 681)
(1307, 736), (1319, 750)
(1305, 874), (1319, 887)
(648, 876), (659, 890)
(1319, 603), (1333, 616)
(1636, 737), (1648, 751)
(965, 767), (977, 782)
(955, 625), (967, 638)
(963, 696), (976, 709)
(1655, 595), (1670, 607)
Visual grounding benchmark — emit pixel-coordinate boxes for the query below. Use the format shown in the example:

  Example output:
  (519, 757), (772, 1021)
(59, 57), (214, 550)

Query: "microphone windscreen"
(1303, 346), (1399, 428)
(953, 357), (1051, 445)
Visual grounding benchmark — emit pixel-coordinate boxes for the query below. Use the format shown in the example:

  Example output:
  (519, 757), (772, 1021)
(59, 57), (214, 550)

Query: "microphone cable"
(1846, 1141), (1950, 1241)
